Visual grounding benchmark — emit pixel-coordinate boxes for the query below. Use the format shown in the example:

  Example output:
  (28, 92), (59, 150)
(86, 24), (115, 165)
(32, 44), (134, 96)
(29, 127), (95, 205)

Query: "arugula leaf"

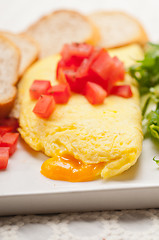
(129, 42), (159, 95)
(129, 43), (159, 140)
(153, 156), (159, 165)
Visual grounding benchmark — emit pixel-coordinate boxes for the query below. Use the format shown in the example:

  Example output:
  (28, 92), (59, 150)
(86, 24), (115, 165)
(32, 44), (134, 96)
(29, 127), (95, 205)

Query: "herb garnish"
(129, 42), (159, 140)
(153, 156), (159, 165)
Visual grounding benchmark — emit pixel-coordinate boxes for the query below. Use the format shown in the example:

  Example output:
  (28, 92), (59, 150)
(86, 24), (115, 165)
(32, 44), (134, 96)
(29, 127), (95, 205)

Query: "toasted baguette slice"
(25, 10), (100, 58)
(0, 36), (20, 118)
(89, 11), (148, 48)
(0, 32), (39, 76)
(0, 82), (17, 118)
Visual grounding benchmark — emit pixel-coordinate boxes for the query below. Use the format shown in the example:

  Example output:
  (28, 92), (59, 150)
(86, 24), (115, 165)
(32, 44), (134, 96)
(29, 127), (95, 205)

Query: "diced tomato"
(77, 48), (105, 79)
(91, 50), (111, 80)
(90, 51), (115, 93)
(57, 68), (68, 84)
(56, 59), (67, 79)
(75, 48), (104, 92)
(112, 56), (125, 81)
(107, 57), (125, 87)
(0, 126), (13, 136)
(0, 133), (19, 156)
(55, 43), (126, 105)
(0, 118), (18, 132)
(48, 84), (71, 104)
(33, 95), (56, 118)
(84, 82), (107, 105)
(0, 147), (9, 170)
(63, 69), (79, 92)
(61, 43), (94, 62)
(110, 85), (133, 98)
(30, 80), (52, 100)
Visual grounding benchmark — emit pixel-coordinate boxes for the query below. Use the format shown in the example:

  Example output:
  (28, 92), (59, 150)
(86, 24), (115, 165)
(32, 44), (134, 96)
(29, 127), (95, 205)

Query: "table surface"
(1, 0), (159, 239)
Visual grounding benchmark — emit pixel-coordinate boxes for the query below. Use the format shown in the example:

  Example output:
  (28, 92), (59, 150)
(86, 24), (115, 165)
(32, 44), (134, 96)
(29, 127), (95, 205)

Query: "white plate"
(1, 0), (159, 216)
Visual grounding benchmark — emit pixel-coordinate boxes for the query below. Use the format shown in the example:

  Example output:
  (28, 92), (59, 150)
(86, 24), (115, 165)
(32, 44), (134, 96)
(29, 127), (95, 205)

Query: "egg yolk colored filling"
(41, 155), (106, 182)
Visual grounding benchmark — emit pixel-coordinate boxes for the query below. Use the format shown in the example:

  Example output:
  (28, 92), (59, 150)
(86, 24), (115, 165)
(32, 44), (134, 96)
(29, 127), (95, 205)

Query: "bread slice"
(25, 10), (100, 58)
(89, 11), (148, 48)
(0, 82), (17, 118)
(0, 36), (20, 118)
(0, 31), (39, 76)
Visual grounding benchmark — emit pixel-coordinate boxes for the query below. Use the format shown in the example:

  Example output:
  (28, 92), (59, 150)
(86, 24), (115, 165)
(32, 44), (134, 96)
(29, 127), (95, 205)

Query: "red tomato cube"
(57, 68), (68, 84)
(110, 85), (132, 98)
(61, 43), (94, 62)
(76, 48), (104, 79)
(84, 82), (107, 105)
(90, 51), (115, 92)
(30, 80), (52, 100)
(0, 147), (9, 170)
(56, 59), (67, 79)
(0, 126), (13, 136)
(0, 118), (18, 132)
(48, 84), (71, 104)
(63, 69), (80, 93)
(33, 95), (56, 118)
(0, 133), (19, 156)
(112, 56), (125, 81)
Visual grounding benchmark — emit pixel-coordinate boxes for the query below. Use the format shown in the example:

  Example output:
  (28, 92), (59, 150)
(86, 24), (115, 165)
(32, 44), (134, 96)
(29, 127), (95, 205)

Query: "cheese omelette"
(18, 44), (143, 180)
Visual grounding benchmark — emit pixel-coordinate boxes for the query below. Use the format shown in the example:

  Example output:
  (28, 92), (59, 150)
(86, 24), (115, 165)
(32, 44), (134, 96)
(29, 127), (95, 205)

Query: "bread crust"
(0, 86), (16, 118)
(0, 31), (39, 76)
(0, 35), (21, 85)
(89, 11), (148, 48)
(0, 36), (20, 118)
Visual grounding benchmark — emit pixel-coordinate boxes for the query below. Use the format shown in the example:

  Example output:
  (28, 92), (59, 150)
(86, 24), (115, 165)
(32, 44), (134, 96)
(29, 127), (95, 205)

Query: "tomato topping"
(0, 126), (13, 136)
(48, 84), (71, 104)
(30, 80), (51, 100)
(107, 57), (125, 87)
(112, 56), (125, 80)
(0, 147), (9, 170)
(110, 85), (133, 98)
(63, 69), (80, 93)
(90, 50), (117, 93)
(41, 155), (105, 182)
(0, 133), (19, 156)
(61, 43), (94, 62)
(57, 68), (68, 84)
(76, 48), (102, 75)
(56, 59), (67, 79)
(33, 95), (56, 118)
(0, 118), (18, 132)
(84, 82), (107, 105)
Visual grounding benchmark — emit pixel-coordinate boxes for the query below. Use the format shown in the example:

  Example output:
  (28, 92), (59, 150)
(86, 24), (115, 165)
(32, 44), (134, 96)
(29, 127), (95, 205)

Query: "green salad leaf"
(153, 156), (159, 165)
(129, 42), (159, 141)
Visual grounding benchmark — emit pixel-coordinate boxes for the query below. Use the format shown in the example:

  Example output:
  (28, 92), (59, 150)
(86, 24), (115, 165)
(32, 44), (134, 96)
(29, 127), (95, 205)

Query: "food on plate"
(129, 43), (159, 141)
(30, 43), (128, 118)
(18, 43), (143, 181)
(0, 118), (19, 170)
(89, 11), (148, 48)
(0, 32), (39, 76)
(25, 10), (100, 58)
(0, 36), (20, 118)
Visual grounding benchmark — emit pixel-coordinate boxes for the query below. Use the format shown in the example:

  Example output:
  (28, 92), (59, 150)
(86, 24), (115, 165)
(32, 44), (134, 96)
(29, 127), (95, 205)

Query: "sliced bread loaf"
(25, 10), (100, 58)
(0, 32), (39, 76)
(89, 11), (148, 48)
(0, 36), (20, 118)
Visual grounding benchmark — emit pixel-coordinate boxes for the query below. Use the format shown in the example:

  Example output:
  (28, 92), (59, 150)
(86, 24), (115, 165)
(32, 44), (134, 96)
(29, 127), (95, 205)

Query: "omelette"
(18, 44), (143, 181)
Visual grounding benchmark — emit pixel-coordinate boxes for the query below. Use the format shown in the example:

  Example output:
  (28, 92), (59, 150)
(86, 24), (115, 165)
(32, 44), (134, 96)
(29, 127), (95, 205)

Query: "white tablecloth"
(1, 0), (159, 239)
(1, 209), (159, 240)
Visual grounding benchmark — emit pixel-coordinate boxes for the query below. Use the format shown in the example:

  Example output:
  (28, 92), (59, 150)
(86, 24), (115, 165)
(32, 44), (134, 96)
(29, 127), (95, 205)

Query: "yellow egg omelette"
(18, 44), (143, 181)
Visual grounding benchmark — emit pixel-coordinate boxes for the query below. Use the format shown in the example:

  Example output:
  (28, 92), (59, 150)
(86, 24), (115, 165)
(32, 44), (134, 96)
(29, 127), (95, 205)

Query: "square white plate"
(1, 0), (159, 216)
